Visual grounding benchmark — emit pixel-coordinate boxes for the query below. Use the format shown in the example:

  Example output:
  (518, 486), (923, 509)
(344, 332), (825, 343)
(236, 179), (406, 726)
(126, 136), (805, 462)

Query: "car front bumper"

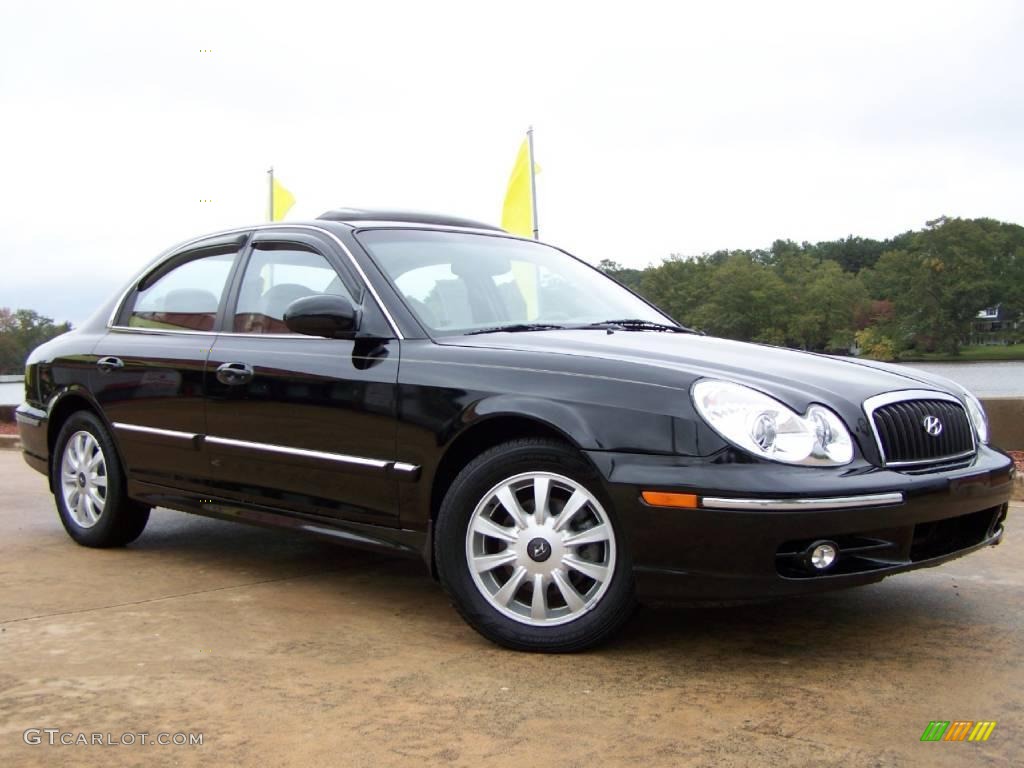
(586, 445), (1014, 602)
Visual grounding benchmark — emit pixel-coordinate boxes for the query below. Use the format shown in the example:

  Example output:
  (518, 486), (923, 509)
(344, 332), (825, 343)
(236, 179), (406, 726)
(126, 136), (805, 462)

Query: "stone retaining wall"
(981, 398), (1024, 452)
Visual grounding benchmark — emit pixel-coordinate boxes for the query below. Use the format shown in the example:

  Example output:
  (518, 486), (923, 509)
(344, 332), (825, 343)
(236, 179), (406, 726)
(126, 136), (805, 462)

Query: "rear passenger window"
(128, 253), (235, 331)
(233, 244), (353, 334)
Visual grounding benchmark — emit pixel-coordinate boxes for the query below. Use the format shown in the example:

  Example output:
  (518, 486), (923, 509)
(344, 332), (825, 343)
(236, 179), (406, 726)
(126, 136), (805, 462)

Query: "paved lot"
(0, 450), (1021, 767)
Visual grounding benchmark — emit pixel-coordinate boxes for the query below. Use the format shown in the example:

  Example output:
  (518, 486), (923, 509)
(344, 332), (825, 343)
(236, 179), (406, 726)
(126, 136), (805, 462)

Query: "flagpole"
(268, 166), (274, 222)
(527, 126), (539, 240)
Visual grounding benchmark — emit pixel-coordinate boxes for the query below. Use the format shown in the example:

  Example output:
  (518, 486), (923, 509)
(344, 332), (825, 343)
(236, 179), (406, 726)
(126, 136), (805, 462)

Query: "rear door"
(203, 229), (401, 525)
(93, 233), (247, 492)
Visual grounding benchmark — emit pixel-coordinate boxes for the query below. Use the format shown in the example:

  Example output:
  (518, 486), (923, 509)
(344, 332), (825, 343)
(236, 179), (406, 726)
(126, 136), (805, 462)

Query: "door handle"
(216, 362), (254, 386)
(96, 356), (124, 373)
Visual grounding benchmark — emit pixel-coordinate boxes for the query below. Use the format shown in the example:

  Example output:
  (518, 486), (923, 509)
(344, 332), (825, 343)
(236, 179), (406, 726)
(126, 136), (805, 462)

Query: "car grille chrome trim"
(113, 422), (198, 440)
(701, 492), (904, 511)
(862, 389), (976, 468)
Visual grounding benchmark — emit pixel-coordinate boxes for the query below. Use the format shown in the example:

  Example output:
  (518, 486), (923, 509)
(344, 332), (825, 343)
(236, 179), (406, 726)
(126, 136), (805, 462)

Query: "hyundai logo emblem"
(922, 415), (943, 437)
(527, 537), (552, 562)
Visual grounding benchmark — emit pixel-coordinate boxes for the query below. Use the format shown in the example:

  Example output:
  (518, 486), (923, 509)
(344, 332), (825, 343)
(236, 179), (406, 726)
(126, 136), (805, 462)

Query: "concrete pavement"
(0, 450), (1021, 767)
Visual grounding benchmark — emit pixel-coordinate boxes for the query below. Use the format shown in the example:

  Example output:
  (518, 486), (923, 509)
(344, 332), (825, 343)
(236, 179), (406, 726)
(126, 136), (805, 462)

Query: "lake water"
(896, 361), (1024, 398)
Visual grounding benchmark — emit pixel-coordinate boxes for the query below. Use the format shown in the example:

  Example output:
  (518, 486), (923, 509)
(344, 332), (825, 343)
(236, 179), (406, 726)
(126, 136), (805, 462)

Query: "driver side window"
(233, 244), (353, 334)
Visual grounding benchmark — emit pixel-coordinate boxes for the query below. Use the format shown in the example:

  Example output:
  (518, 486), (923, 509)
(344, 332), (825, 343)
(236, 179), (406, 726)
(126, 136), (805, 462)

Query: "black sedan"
(16, 208), (1014, 651)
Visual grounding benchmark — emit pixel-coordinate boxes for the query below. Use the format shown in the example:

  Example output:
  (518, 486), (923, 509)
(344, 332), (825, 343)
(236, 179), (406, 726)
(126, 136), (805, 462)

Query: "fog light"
(806, 540), (838, 571)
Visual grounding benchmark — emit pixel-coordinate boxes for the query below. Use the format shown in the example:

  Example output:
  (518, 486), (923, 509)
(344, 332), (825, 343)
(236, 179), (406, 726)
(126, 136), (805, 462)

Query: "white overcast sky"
(2, 0), (1022, 324)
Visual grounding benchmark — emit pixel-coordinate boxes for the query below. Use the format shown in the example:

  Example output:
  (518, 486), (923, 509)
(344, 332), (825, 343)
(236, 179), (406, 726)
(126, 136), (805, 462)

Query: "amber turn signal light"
(641, 491), (698, 509)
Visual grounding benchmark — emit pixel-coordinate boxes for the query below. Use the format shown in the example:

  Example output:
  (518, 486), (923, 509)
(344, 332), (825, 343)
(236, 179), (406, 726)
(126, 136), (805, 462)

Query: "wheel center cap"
(526, 537), (552, 563)
(78, 473), (87, 487)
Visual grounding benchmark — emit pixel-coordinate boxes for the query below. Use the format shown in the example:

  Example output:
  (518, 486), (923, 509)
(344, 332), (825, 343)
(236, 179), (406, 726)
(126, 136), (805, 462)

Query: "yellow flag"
(502, 136), (542, 318)
(271, 177), (296, 221)
(501, 139), (538, 237)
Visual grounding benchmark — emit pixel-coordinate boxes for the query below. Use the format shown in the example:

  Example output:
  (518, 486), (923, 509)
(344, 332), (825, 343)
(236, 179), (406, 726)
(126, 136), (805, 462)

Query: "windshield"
(357, 229), (671, 335)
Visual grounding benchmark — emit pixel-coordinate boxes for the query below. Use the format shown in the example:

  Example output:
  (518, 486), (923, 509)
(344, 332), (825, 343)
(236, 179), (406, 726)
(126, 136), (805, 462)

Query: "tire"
(435, 438), (635, 652)
(52, 410), (151, 548)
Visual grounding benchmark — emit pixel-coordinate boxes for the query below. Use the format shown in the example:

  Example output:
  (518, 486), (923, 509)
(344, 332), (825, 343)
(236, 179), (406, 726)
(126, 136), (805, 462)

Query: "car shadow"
(130, 508), (978, 662)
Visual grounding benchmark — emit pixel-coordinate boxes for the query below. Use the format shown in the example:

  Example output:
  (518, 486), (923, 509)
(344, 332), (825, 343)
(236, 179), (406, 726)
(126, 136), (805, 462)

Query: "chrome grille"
(865, 391), (975, 468)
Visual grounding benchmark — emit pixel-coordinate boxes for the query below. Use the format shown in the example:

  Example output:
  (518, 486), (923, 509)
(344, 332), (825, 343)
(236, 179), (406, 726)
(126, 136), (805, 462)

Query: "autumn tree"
(0, 308), (72, 373)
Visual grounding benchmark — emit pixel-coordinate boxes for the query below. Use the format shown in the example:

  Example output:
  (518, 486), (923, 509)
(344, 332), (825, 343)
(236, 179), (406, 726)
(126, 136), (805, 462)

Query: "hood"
(440, 331), (957, 414)
(827, 354), (975, 397)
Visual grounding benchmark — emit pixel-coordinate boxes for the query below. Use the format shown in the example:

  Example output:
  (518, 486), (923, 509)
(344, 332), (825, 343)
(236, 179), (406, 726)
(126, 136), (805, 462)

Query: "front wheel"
(435, 439), (635, 652)
(53, 411), (150, 547)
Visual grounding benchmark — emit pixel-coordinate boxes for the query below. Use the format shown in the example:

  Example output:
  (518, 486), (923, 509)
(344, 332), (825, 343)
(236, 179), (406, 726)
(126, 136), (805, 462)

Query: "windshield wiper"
(582, 319), (701, 334)
(464, 323), (568, 336)
(464, 319), (701, 336)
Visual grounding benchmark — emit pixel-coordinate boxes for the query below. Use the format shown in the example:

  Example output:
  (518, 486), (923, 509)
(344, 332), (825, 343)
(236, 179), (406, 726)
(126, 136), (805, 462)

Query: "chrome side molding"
(204, 435), (389, 469)
(113, 422), (198, 441)
(112, 422), (420, 476)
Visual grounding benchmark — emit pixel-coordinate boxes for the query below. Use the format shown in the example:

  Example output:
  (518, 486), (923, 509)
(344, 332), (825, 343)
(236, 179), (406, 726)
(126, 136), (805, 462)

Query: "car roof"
(316, 207), (505, 233)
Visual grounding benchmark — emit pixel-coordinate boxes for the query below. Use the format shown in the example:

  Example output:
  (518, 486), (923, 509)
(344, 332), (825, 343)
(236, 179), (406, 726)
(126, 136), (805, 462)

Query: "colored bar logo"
(920, 721), (996, 742)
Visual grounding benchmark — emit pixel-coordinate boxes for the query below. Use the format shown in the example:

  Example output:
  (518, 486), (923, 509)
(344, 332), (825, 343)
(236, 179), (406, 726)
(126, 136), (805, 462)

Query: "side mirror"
(283, 294), (361, 339)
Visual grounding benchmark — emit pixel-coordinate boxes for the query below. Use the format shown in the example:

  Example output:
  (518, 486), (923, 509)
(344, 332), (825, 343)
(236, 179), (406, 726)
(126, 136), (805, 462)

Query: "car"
(16, 208), (1015, 652)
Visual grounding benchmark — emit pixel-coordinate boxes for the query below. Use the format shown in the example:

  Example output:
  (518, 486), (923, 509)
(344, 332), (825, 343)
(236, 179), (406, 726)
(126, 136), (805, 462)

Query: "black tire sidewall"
(53, 411), (146, 547)
(435, 439), (635, 652)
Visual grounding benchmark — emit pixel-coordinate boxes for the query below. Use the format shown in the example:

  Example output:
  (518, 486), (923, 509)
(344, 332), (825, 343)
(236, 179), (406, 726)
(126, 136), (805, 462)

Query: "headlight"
(692, 380), (854, 466)
(960, 389), (989, 444)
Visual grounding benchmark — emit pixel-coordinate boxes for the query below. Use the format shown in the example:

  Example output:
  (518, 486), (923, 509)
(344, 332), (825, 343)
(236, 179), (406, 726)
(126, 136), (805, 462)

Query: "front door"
(203, 230), (400, 525)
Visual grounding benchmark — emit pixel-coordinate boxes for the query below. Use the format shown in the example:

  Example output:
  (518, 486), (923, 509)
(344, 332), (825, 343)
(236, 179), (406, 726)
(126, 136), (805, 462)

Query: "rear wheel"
(53, 411), (150, 547)
(435, 438), (635, 652)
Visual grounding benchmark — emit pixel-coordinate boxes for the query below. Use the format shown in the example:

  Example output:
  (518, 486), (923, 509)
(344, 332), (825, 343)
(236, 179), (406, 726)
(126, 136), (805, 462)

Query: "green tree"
(854, 326), (898, 361)
(0, 308), (72, 373)
(596, 259), (645, 292)
(784, 260), (870, 351)
(863, 217), (1024, 354)
(689, 254), (788, 342)
(811, 234), (910, 273)
(637, 255), (714, 328)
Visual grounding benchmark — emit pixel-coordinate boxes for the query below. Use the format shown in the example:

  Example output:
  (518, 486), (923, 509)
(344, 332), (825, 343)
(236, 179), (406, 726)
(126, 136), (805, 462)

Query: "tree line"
(600, 216), (1024, 359)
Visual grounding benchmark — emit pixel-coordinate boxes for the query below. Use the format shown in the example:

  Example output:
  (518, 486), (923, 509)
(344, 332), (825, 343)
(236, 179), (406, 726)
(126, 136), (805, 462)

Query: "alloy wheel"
(60, 431), (109, 528)
(465, 471), (617, 626)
